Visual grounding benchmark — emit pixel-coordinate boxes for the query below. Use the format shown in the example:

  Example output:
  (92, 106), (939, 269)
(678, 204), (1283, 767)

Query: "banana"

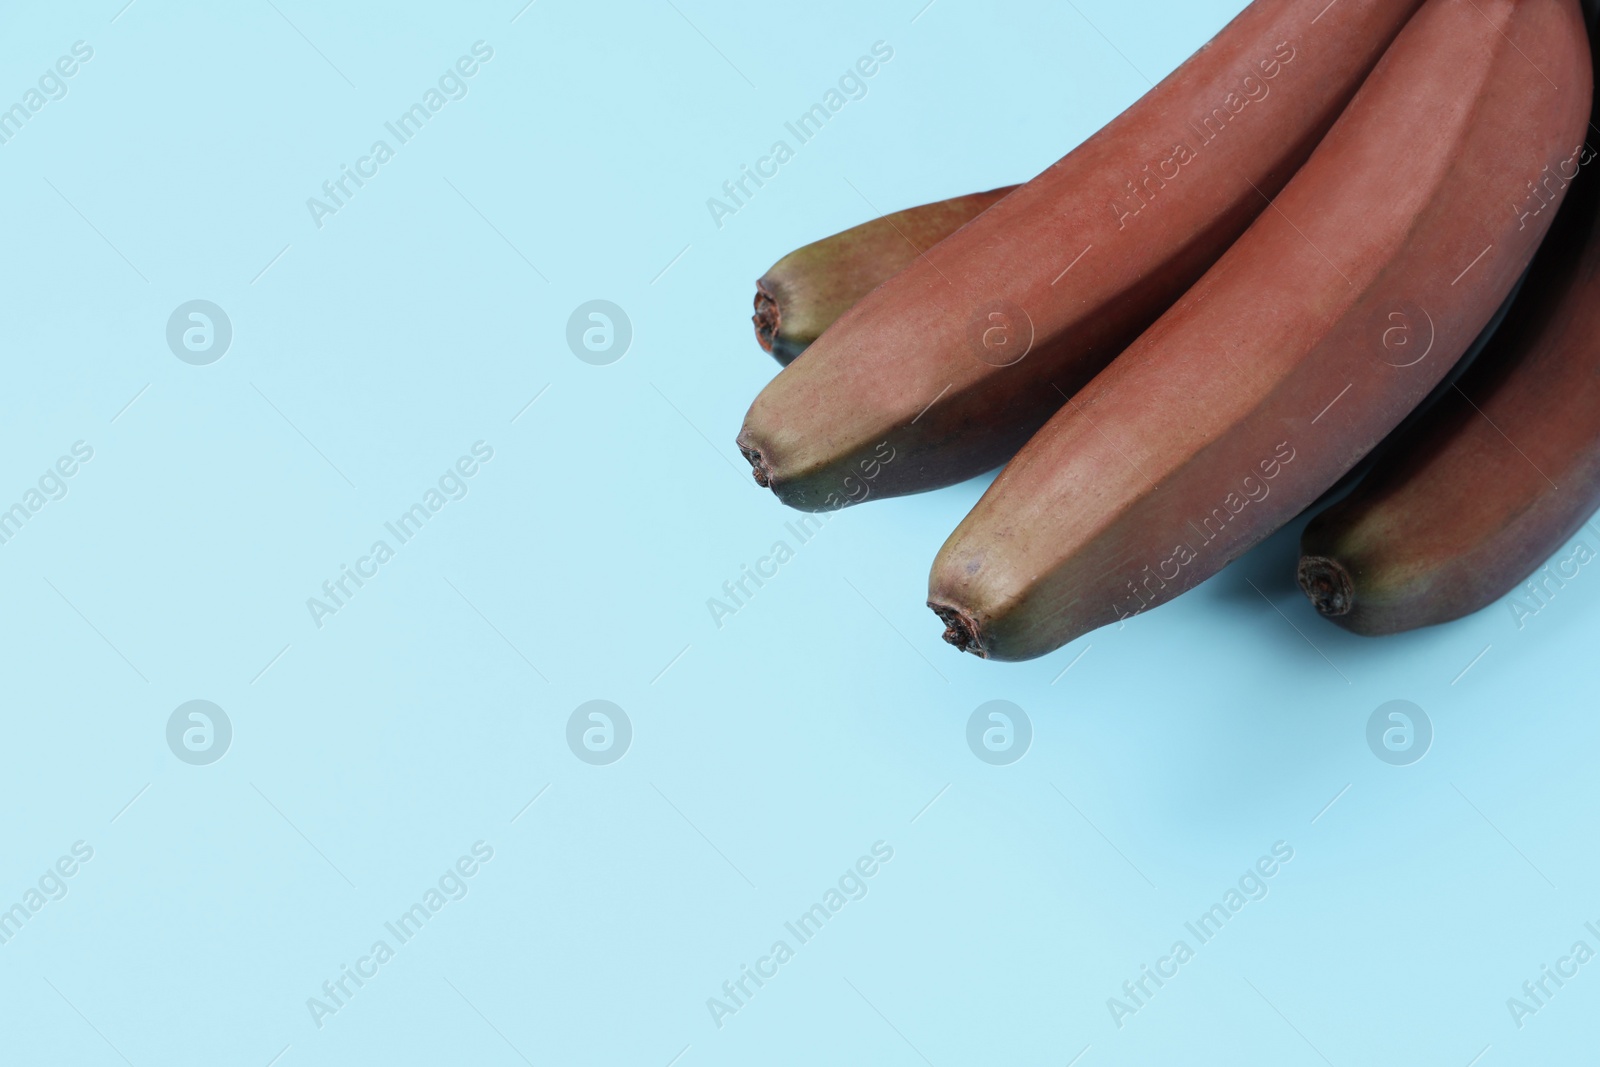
(1298, 135), (1600, 635)
(927, 0), (1592, 661)
(738, 0), (1427, 509)
(754, 187), (1017, 366)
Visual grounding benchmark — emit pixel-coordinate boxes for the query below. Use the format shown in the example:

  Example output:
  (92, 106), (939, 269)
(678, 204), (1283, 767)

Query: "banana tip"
(752, 279), (779, 355)
(1297, 555), (1354, 617)
(736, 437), (772, 488)
(929, 601), (988, 657)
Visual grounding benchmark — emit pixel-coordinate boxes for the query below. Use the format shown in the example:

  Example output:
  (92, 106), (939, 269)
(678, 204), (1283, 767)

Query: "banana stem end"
(752, 280), (780, 354)
(737, 441), (772, 488)
(930, 601), (988, 657)
(1297, 555), (1355, 617)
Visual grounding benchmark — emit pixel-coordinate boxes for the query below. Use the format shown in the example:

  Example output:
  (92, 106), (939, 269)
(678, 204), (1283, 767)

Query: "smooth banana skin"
(738, 0), (1427, 510)
(754, 187), (1017, 366)
(1299, 136), (1600, 635)
(927, 0), (1592, 662)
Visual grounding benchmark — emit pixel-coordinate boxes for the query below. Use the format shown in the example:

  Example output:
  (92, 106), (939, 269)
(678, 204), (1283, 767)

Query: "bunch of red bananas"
(735, 0), (1600, 661)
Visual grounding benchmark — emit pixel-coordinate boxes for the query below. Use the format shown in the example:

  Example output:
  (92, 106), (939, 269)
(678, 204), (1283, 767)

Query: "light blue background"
(1, 1), (1595, 1064)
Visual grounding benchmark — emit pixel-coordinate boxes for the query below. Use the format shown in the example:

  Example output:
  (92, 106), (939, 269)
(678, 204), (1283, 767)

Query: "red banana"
(927, 0), (1592, 661)
(754, 187), (1018, 366)
(737, 0), (1427, 510)
(1298, 134), (1600, 635)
